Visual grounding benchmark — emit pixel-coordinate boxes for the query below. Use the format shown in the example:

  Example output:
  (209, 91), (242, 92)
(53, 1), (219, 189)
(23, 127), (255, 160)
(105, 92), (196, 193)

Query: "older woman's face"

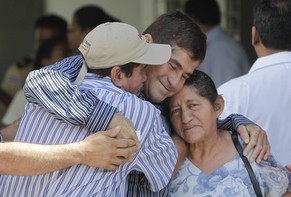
(168, 86), (220, 144)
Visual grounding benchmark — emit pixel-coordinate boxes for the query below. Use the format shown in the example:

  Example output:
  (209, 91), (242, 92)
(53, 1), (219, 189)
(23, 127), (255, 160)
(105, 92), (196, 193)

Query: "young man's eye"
(169, 63), (175, 69)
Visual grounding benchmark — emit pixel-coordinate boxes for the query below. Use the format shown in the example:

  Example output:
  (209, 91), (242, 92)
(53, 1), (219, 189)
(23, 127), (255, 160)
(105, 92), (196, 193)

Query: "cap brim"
(75, 62), (88, 85)
(132, 44), (171, 65)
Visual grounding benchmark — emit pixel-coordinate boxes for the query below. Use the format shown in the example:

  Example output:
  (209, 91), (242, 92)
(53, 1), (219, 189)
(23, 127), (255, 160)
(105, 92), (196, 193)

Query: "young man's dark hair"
(143, 10), (206, 62)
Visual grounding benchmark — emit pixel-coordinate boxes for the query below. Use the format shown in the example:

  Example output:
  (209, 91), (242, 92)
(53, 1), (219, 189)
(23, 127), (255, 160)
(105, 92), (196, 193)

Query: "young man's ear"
(110, 66), (124, 88)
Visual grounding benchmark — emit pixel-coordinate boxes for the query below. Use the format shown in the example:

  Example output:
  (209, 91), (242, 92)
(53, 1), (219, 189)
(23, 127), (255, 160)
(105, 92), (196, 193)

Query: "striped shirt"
(0, 62), (177, 196)
(12, 55), (253, 197)
(23, 55), (116, 132)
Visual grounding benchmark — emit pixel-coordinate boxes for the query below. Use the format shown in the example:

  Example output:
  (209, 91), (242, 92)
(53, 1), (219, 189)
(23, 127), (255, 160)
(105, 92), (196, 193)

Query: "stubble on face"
(143, 48), (201, 104)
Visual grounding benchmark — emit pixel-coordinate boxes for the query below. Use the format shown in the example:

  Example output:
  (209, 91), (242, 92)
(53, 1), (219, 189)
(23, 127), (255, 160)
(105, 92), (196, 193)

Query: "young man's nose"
(169, 75), (183, 92)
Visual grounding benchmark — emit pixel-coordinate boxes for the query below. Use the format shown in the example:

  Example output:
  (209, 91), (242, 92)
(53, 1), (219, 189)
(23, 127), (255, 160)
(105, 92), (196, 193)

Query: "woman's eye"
(189, 104), (198, 109)
(170, 108), (180, 115)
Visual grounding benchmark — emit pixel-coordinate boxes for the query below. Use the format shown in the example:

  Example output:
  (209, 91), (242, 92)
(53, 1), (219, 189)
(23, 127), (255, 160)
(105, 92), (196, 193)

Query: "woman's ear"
(214, 95), (224, 117)
(144, 34), (153, 43)
(110, 66), (124, 88)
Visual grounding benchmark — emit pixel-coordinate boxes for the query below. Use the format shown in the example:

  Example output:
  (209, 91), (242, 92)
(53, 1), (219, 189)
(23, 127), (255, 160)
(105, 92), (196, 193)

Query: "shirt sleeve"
(218, 113), (254, 130)
(23, 56), (116, 132)
(257, 155), (291, 195)
(135, 119), (177, 192)
(121, 96), (177, 192)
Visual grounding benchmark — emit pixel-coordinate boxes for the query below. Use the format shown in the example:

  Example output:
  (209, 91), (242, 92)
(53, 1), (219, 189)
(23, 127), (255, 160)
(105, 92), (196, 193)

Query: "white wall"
(44, 0), (166, 32)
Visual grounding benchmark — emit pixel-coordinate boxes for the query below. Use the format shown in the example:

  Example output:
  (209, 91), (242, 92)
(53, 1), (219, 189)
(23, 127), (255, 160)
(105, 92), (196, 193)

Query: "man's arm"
(0, 127), (138, 176)
(24, 56), (140, 147)
(24, 56), (116, 132)
(218, 114), (270, 163)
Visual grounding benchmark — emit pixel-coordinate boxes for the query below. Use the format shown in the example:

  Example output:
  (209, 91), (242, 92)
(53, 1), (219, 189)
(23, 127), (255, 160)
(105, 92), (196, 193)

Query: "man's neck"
(140, 91), (164, 108)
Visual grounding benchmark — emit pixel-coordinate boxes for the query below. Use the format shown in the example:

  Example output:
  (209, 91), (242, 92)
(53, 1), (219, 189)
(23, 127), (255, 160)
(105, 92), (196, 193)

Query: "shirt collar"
(140, 91), (163, 110)
(249, 51), (291, 73)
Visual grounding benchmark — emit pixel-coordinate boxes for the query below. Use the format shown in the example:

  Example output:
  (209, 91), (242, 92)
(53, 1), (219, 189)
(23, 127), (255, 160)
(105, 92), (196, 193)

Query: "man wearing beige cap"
(0, 22), (176, 196)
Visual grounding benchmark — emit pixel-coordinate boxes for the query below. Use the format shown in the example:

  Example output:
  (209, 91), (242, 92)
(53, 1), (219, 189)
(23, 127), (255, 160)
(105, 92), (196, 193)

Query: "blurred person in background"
(0, 15), (67, 122)
(0, 14), (67, 98)
(218, 0), (291, 170)
(68, 5), (120, 54)
(184, 0), (250, 87)
(1, 36), (71, 126)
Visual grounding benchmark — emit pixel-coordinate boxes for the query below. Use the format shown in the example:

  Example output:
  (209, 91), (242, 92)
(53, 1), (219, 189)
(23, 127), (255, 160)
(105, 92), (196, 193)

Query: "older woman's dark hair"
(143, 10), (206, 62)
(184, 70), (218, 106)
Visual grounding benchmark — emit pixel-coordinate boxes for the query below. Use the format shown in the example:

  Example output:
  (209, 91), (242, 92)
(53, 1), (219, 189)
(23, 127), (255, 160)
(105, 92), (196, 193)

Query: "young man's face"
(122, 64), (147, 96)
(144, 47), (201, 103)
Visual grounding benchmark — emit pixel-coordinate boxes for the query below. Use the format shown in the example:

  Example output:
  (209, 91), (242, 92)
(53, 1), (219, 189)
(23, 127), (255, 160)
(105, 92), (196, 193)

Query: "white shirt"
(218, 51), (291, 166)
(199, 26), (250, 87)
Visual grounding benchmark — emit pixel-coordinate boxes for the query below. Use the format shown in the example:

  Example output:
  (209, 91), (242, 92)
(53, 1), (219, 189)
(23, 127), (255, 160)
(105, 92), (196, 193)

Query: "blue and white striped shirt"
(23, 56), (117, 132)
(0, 58), (177, 196)
(10, 55), (253, 197)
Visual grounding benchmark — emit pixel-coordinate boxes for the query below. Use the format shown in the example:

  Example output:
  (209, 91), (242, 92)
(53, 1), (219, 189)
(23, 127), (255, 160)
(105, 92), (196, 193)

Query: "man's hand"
(108, 113), (141, 149)
(79, 126), (139, 170)
(286, 165), (291, 171)
(237, 124), (270, 163)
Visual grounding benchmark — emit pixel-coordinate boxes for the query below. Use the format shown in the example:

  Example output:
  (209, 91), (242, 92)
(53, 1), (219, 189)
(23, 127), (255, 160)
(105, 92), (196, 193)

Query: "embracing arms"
(0, 125), (138, 175)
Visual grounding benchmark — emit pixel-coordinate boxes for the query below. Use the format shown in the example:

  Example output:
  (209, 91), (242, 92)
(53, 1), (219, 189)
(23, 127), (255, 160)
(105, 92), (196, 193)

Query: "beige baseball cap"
(75, 22), (171, 84)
